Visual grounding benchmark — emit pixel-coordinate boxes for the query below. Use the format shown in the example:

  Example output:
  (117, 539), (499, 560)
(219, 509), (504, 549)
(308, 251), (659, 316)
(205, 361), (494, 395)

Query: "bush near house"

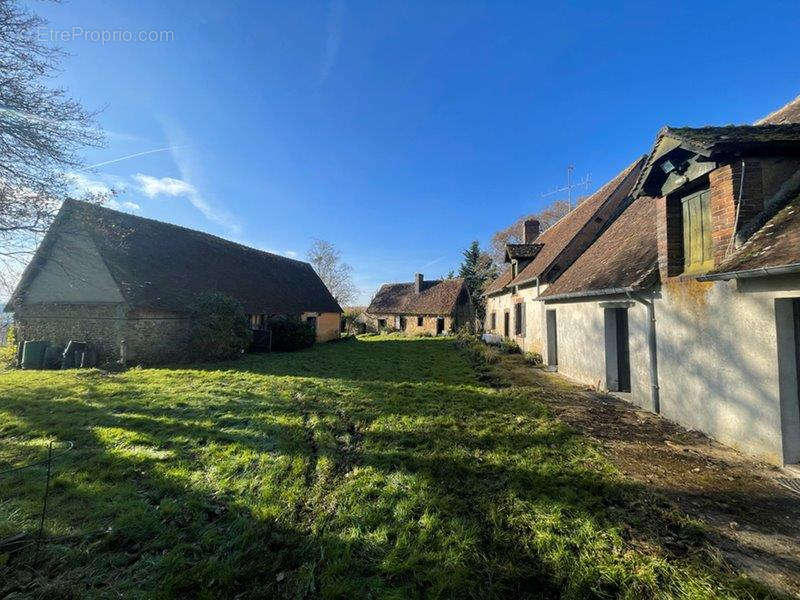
(188, 293), (252, 361)
(267, 316), (316, 351)
(0, 325), (16, 367)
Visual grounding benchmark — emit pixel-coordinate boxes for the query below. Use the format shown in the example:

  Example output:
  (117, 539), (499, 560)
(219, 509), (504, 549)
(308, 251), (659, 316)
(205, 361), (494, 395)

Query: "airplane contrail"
(82, 145), (187, 170)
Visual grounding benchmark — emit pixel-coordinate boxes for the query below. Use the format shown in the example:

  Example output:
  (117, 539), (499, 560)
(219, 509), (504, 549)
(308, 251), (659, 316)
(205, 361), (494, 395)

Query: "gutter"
(697, 262), (800, 281)
(534, 285), (645, 302)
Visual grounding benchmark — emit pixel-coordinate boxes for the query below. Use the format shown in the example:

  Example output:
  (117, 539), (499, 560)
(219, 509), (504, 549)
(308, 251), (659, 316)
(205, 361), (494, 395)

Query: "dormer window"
(681, 188), (713, 274)
(511, 261), (518, 278)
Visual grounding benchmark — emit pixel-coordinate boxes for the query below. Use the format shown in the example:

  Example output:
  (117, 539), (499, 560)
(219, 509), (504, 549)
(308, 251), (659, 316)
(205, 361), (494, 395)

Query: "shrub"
(0, 325), (16, 367)
(524, 351), (543, 366)
(501, 339), (521, 354)
(417, 331), (433, 338)
(188, 293), (252, 361)
(267, 316), (316, 351)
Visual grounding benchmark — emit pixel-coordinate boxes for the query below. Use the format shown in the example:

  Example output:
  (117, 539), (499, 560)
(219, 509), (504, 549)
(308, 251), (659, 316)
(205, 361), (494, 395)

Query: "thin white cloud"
(134, 174), (195, 198)
(82, 146), (188, 170)
(420, 256), (445, 270)
(68, 172), (113, 196)
(106, 199), (141, 212)
(319, 0), (345, 84)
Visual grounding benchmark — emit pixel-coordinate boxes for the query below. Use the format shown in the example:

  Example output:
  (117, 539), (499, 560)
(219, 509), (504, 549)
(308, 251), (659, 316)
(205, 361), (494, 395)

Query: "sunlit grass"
(0, 336), (782, 598)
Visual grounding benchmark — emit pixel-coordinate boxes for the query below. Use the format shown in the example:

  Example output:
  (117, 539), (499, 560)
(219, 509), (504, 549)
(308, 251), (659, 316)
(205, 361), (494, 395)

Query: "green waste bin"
(21, 340), (48, 369)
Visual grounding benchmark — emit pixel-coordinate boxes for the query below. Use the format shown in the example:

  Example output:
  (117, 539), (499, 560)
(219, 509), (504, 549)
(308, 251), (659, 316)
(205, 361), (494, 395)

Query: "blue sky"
(33, 0), (800, 304)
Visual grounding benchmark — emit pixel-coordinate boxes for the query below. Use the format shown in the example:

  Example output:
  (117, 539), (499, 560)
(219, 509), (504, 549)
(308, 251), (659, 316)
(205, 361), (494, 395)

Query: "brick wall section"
(655, 195), (684, 279)
(710, 160), (764, 265)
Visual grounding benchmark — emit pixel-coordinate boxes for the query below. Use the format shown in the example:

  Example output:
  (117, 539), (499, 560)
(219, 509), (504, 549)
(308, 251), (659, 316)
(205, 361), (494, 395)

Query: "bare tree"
(307, 239), (358, 307)
(0, 0), (104, 295)
(489, 198), (572, 265)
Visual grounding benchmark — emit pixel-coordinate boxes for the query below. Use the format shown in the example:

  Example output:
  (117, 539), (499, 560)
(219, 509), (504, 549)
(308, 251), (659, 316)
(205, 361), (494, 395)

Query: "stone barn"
(6, 199), (342, 364)
(365, 274), (474, 334)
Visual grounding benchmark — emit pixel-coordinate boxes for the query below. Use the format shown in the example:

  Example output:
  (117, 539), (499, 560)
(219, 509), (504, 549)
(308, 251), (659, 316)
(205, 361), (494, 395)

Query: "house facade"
(483, 157), (646, 355)
(6, 200), (343, 364)
(534, 98), (800, 466)
(365, 274), (474, 334)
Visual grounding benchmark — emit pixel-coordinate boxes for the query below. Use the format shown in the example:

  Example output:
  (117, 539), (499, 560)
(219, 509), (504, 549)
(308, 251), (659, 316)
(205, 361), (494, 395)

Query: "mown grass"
(0, 335), (782, 599)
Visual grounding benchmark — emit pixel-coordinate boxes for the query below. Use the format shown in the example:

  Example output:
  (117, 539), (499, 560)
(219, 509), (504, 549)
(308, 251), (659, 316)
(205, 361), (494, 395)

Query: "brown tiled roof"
(509, 157), (646, 286)
(505, 243), (543, 260)
(9, 199), (343, 314)
(707, 192), (800, 275)
(661, 124), (800, 156)
(366, 278), (467, 315)
(540, 197), (658, 299)
(483, 267), (513, 296)
(757, 95), (800, 125)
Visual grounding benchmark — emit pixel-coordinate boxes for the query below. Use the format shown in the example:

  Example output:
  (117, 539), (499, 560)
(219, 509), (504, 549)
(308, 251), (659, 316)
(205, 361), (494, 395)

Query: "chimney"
(523, 218), (540, 244)
(414, 273), (423, 294)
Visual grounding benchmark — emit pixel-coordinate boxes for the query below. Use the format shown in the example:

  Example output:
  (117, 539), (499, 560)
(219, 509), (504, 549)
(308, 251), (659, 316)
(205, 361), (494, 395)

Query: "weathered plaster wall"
(22, 230), (124, 304)
(485, 284), (548, 354)
(315, 312), (341, 342)
(545, 276), (800, 465)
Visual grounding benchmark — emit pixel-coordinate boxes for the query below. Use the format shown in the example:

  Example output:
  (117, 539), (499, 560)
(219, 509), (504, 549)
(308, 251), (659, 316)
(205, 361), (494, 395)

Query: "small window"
(306, 316), (317, 330)
(417, 316), (424, 327)
(490, 312), (496, 331)
(514, 302), (525, 336)
(249, 314), (265, 330)
(377, 318), (387, 329)
(681, 188), (713, 273)
(511, 261), (518, 278)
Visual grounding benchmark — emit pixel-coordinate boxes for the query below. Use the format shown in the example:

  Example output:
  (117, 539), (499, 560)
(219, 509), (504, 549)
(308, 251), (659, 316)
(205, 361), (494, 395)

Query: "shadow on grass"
(0, 339), (783, 598)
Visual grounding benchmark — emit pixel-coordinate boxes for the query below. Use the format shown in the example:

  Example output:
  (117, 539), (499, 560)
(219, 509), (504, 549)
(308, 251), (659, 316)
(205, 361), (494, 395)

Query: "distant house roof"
(703, 192), (800, 277)
(367, 278), (467, 315)
(483, 267), (513, 296)
(8, 199), (343, 314)
(756, 95), (800, 125)
(505, 243), (543, 260)
(540, 197), (659, 300)
(483, 157), (645, 296)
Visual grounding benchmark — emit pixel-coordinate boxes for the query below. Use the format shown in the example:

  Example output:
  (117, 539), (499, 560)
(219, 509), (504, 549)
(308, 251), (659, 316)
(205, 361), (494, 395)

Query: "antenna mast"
(541, 165), (592, 211)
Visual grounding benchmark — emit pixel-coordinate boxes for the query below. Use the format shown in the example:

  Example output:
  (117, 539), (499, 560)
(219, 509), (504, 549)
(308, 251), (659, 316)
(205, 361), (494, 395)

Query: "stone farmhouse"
(366, 274), (474, 334)
(6, 199), (342, 364)
(485, 95), (800, 466)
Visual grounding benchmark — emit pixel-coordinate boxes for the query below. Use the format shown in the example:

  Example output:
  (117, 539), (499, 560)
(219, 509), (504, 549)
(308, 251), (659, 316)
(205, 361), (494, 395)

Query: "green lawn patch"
(0, 336), (782, 598)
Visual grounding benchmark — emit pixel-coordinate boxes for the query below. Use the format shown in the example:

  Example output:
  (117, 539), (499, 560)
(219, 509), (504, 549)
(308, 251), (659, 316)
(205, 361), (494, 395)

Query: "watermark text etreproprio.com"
(38, 27), (174, 44)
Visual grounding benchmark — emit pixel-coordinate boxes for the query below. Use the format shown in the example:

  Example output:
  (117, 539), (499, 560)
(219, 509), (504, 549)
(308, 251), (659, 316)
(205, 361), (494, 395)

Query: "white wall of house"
(485, 284), (548, 355)
(544, 275), (800, 465)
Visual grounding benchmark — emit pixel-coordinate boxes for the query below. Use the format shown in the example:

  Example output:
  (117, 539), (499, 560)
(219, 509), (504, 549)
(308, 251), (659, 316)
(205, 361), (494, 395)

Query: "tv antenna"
(541, 165), (592, 211)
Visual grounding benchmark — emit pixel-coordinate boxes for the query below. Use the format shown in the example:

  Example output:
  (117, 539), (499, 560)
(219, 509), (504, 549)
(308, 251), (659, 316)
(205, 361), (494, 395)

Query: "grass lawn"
(0, 335), (782, 599)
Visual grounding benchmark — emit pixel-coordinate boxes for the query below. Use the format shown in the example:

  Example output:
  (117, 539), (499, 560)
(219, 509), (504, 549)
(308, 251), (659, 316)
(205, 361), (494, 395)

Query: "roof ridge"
(64, 198), (311, 267)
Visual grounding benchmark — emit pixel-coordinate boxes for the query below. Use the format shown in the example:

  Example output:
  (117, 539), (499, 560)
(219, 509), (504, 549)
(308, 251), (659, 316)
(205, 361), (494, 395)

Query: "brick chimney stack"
(415, 273), (423, 294)
(523, 218), (540, 244)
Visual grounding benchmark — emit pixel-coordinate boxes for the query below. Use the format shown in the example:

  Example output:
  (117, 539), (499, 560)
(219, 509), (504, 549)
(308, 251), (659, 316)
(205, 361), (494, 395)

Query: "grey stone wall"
(13, 303), (191, 365)
(14, 303), (126, 362)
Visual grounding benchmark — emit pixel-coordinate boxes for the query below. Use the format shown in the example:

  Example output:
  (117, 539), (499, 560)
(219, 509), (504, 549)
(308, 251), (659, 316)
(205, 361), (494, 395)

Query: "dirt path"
(498, 353), (800, 598)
